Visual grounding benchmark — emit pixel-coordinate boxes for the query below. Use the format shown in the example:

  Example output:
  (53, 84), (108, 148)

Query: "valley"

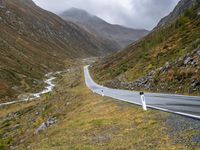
(0, 63), (200, 149)
(0, 0), (200, 149)
(0, 0), (117, 104)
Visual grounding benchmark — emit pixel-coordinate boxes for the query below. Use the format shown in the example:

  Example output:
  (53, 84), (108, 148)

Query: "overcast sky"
(32, 0), (180, 30)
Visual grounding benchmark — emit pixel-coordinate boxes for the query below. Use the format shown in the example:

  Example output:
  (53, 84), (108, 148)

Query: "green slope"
(0, 0), (116, 102)
(92, 1), (200, 95)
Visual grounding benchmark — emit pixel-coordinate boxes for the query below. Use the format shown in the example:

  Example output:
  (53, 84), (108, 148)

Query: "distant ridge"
(60, 8), (149, 50)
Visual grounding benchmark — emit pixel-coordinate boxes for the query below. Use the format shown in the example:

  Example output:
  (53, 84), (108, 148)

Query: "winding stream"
(0, 70), (68, 107)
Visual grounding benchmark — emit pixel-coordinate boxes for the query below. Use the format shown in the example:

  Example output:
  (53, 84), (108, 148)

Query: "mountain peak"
(60, 7), (95, 21)
(67, 7), (90, 14)
(60, 8), (149, 50)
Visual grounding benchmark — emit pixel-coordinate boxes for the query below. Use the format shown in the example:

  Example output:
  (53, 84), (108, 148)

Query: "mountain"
(60, 8), (149, 50)
(156, 0), (198, 28)
(91, 0), (200, 96)
(0, 0), (118, 103)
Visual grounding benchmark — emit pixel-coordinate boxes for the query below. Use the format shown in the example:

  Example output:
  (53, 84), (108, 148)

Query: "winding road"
(84, 65), (200, 119)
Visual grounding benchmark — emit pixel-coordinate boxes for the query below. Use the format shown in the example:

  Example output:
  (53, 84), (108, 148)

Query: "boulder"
(35, 118), (57, 134)
(184, 57), (192, 65)
(35, 122), (47, 134)
(191, 61), (198, 67)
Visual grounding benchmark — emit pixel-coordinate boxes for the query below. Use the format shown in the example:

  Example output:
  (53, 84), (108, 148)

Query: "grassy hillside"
(91, 2), (200, 95)
(1, 66), (199, 149)
(0, 0), (116, 103)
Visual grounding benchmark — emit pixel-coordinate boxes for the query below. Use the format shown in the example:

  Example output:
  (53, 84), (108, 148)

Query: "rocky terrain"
(0, 0), (117, 103)
(60, 8), (149, 50)
(103, 48), (200, 95)
(91, 0), (200, 96)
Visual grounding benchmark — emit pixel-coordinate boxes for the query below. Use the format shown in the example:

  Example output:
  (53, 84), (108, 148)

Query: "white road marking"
(84, 66), (200, 120)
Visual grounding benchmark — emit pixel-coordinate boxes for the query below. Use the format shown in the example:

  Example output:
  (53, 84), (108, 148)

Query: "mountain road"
(84, 65), (200, 119)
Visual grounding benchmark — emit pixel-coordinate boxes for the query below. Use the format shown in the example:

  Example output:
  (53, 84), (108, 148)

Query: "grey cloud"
(33, 0), (180, 30)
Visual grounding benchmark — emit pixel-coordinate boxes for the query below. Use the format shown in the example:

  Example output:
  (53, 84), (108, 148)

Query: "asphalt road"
(84, 66), (200, 119)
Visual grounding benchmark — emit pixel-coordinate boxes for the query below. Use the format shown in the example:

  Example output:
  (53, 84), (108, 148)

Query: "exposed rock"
(160, 62), (171, 73)
(197, 49), (200, 56)
(191, 61), (198, 67)
(0, 5), (5, 9)
(35, 122), (47, 134)
(184, 57), (192, 65)
(35, 118), (57, 134)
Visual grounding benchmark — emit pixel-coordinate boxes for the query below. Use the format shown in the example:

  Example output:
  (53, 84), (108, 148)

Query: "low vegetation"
(91, 2), (200, 95)
(0, 66), (199, 149)
(0, 0), (117, 103)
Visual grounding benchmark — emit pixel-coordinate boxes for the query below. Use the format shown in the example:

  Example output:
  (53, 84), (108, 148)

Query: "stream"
(0, 70), (68, 107)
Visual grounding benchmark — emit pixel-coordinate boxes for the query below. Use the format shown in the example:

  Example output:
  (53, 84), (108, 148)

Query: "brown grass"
(0, 66), (187, 149)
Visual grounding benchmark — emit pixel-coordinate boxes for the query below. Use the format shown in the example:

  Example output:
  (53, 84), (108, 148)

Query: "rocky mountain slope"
(60, 8), (149, 50)
(91, 0), (200, 96)
(156, 0), (198, 28)
(0, 0), (117, 103)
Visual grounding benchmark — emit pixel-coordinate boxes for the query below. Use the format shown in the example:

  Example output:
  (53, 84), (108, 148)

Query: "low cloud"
(33, 0), (180, 30)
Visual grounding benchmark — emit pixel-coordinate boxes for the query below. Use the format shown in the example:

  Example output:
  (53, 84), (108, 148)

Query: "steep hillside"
(60, 8), (149, 50)
(0, 0), (115, 103)
(156, 0), (197, 28)
(91, 0), (200, 96)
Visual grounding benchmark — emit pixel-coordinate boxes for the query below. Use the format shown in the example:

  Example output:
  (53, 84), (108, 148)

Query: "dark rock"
(5, 10), (10, 15)
(184, 57), (192, 65)
(191, 61), (198, 66)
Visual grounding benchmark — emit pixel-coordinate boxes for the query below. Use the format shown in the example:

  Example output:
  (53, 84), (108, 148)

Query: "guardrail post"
(101, 89), (104, 97)
(140, 92), (147, 111)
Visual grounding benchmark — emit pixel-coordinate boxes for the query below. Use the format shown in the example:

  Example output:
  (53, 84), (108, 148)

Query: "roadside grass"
(0, 66), (189, 149)
(22, 67), (184, 149)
